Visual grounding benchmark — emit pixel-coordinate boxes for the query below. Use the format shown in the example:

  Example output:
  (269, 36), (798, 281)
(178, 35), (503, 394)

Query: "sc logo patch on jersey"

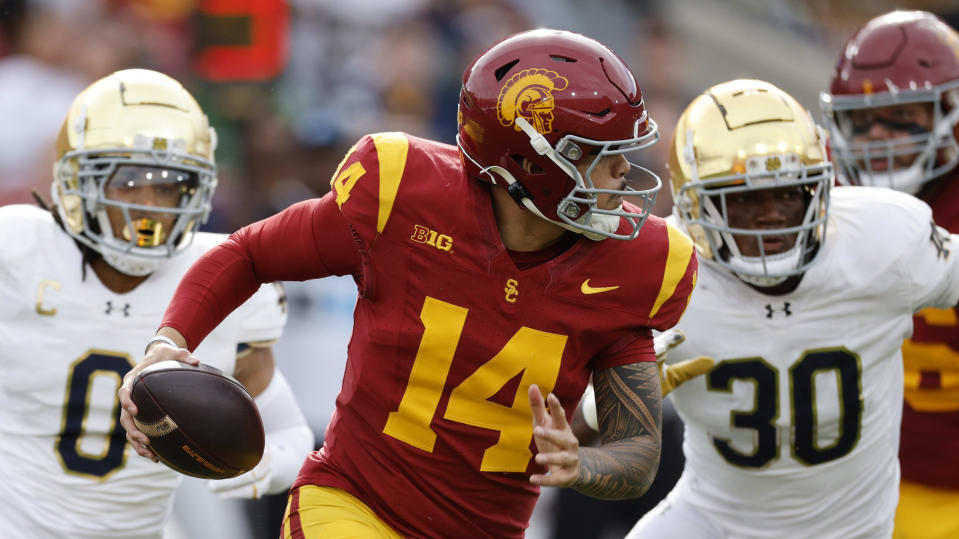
(504, 279), (519, 303)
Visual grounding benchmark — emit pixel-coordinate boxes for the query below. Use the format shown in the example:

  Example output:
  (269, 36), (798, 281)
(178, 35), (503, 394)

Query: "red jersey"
(900, 170), (959, 488)
(162, 133), (697, 537)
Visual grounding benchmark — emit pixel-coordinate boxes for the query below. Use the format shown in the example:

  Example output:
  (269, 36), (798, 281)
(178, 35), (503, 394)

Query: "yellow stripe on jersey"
(648, 223), (695, 319)
(330, 141), (361, 208)
(371, 133), (410, 233)
(917, 307), (958, 327)
(686, 270), (698, 310)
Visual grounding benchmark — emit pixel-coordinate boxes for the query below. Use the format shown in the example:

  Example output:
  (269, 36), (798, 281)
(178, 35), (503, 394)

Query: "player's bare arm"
(528, 362), (661, 499)
(231, 346), (276, 398)
(576, 361), (661, 499)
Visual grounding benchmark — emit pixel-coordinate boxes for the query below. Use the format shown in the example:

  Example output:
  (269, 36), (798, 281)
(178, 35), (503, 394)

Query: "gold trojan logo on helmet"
(497, 68), (569, 134)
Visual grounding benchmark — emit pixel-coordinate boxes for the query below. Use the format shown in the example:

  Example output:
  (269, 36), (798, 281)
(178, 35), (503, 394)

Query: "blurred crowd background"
(2, 0), (958, 537)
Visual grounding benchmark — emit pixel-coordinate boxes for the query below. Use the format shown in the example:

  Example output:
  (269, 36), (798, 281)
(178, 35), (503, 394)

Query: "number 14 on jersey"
(383, 296), (567, 472)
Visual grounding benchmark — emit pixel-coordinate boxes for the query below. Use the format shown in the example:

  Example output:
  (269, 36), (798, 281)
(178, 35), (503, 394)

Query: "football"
(131, 360), (265, 480)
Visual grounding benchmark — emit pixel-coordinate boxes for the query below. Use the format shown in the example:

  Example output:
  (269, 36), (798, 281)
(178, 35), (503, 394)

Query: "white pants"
(626, 474), (726, 539)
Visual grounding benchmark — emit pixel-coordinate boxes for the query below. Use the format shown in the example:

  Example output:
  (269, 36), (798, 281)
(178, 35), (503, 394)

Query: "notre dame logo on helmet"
(496, 68), (569, 135)
(765, 156), (781, 172)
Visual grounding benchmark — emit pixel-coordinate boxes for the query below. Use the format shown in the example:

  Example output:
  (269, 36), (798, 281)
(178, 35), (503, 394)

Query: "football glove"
(655, 329), (714, 397)
(207, 444), (274, 499)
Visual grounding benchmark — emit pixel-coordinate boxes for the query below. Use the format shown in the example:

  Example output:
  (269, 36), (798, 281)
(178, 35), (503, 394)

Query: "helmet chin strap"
(513, 117), (580, 179)
(456, 135), (588, 235)
(511, 117), (620, 240)
(457, 128), (614, 241)
(478, 161), (607, 239)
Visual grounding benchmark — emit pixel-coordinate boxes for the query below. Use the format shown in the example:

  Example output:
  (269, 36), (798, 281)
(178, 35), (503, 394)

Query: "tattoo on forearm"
(573, 361), (662, 499)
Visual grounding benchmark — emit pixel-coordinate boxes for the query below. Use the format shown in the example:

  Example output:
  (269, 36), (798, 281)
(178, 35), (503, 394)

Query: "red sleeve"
(160, 192), (361, 350)
(591, 329), (656, 371)
(590, 221), (698, 370)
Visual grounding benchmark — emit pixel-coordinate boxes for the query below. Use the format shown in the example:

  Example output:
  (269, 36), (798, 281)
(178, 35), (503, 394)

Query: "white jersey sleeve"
(229, 282), (287, 346)
(0, 205), (46, 319)
(884, 191), (959, 310)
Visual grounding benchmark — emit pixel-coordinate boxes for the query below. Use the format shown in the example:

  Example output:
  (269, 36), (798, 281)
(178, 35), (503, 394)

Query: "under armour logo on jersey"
(930, 221), (950, 260)
(105, 301), (131, 317)
(505, 279), (519, 303)
(765, 302), (792, 319)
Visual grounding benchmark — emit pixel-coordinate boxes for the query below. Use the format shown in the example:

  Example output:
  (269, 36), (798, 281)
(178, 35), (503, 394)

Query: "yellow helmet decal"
(497, 68), (569, 134)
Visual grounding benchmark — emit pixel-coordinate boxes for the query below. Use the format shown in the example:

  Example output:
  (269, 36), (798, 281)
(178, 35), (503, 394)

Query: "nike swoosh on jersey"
(581, 279), (620, 295)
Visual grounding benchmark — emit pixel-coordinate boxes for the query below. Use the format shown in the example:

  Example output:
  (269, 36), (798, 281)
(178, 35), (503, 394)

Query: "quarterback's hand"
(655, 329), (713, 397)
(529, 384), (581, 488)
(118, 338), (198, 460)
(208, 445), (275, 499)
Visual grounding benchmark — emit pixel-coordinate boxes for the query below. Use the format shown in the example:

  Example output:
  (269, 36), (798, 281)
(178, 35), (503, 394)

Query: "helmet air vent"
(495, 60), (520, 82)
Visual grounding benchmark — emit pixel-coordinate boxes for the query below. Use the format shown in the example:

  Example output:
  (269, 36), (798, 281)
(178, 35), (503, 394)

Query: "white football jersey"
(0, 205), (286, 538)
(635, 187), (959, 539)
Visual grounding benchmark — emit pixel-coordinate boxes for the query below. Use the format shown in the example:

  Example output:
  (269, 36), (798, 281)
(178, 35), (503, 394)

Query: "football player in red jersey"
(820, 10), (959, 539)
(118, 29), (698, 538)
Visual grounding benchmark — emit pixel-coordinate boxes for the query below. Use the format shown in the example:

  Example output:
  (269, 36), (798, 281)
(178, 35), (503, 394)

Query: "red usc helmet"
(820, 10), (959, 193)
(457, 29), (661, 240)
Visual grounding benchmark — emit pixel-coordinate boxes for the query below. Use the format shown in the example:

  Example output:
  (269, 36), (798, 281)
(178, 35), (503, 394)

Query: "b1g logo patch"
(497, 68), (569, 134)
(411, 224), (453, 252)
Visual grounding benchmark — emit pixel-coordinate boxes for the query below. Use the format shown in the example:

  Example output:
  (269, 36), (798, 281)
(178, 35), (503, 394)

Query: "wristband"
(144, 335), (179, 355)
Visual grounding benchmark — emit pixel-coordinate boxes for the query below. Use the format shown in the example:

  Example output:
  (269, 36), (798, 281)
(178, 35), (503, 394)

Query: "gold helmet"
(51, 69), (217, 276)
(669, 79), (832, 286)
